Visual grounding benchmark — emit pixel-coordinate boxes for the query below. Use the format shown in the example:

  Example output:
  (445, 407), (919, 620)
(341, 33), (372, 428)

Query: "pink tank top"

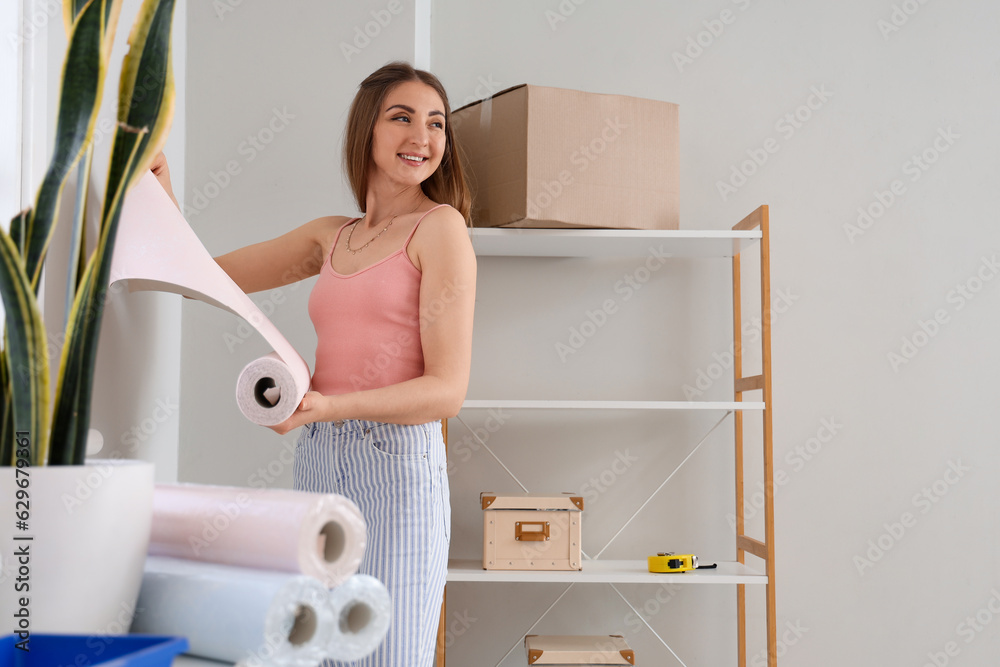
(308, 205), (447, 396)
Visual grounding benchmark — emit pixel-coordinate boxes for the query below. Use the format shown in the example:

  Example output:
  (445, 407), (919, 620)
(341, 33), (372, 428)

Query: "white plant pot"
(0, 458), (154, 634)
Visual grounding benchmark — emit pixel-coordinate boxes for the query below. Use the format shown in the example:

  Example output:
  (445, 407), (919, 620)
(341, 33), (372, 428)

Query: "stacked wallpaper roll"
(133, 484), (392, 665)
(148, 483), (366, 588)
(131, 557), (335, 666)
(114, 177), (392, 664)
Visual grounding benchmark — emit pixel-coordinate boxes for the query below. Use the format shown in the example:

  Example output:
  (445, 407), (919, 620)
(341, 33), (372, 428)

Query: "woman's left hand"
(267, 391), (329, 435)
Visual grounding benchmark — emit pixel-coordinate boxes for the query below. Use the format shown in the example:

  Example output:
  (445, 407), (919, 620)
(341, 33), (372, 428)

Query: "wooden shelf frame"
(733, 205), (777, 667)
(437, 207), (777, 666)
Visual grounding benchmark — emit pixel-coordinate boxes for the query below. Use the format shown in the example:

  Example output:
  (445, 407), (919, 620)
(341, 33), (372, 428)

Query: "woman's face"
(370, 80), (447, 189)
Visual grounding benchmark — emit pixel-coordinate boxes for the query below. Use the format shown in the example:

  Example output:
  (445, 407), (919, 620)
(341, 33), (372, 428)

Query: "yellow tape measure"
(648, 552), (698, 573)
(647, 552), (718, 573)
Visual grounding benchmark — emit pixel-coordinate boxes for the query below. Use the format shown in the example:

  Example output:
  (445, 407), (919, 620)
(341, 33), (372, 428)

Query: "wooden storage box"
(525, 634), (635, 665)
(481, 492), (583, 570)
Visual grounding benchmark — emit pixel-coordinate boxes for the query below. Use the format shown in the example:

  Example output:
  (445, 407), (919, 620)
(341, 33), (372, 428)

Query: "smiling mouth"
(398, 153), (428, 163)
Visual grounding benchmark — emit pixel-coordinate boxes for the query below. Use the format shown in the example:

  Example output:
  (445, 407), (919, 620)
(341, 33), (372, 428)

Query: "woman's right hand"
(149, 151), (180, 209)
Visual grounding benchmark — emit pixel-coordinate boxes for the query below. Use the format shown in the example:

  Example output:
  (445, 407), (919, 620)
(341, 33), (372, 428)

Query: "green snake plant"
(0, 0), (177, 467)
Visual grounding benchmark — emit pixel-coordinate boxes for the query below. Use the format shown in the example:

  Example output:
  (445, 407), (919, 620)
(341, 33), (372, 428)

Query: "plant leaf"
(65, 144), (94, 324)
(101, 0), (125, 63)
(49, 258), (98, 465)
(64, 0), (124, 81)
(0, 229), (50, 466)
(23, 0), (105, 291)
(0, 346), (12, 466)
(106, 0), (177, 206)
(4, 210), (30, 466)
(62, 0), (91, 35)
(51, 0), (177, 465)
(10, 209), (29, 257)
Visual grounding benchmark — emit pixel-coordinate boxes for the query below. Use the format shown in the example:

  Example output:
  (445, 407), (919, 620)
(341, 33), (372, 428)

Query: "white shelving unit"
(440, 207), (777, 667)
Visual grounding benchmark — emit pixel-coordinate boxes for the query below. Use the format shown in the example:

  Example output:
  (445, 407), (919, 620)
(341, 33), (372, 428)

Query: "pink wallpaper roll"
(112, 171), (311, 426)
(148, 483), (366, 588)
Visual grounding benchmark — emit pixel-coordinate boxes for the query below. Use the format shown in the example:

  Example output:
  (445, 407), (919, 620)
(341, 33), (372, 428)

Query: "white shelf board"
(447, 559), (766, 585)
(461, 399), (764, 411)
(468, 227), (761, 258)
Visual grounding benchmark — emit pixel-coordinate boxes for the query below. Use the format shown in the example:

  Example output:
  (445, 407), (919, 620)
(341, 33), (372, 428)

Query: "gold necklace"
(345, 199), (423, 255)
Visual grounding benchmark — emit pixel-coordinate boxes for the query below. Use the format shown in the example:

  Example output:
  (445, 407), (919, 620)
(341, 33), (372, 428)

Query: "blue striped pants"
(293, 419), (450, 667)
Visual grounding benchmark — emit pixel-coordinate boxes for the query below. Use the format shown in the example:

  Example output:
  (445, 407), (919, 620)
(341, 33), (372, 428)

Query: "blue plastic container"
(0, 634), (188, 667)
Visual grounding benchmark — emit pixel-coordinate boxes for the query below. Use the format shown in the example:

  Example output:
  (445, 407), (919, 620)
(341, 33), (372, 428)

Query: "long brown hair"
(343, 61), (471, 223)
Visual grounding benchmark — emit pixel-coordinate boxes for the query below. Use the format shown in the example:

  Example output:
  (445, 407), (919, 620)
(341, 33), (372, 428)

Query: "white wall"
(0, 2), (21, 222)
(179, 0), (1000, 665)
(15, 0), (49, 212)
(433, 0), (1000, 665)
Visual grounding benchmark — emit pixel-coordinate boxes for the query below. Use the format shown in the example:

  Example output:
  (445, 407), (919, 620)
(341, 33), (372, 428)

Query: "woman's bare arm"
(214, 216), (343, 294)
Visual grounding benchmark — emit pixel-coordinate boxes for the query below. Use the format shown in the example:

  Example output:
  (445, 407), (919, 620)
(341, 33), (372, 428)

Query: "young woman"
(152, 61), (476, 667)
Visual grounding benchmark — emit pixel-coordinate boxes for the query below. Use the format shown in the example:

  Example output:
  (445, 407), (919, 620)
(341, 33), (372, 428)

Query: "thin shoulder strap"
(403, 204), (450, 249)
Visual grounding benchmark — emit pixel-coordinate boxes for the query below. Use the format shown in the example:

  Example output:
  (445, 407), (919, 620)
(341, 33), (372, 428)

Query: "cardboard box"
(524, 634), (635, 665)
(452, 84), (679, 230)
(482, 492), (583, 570)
